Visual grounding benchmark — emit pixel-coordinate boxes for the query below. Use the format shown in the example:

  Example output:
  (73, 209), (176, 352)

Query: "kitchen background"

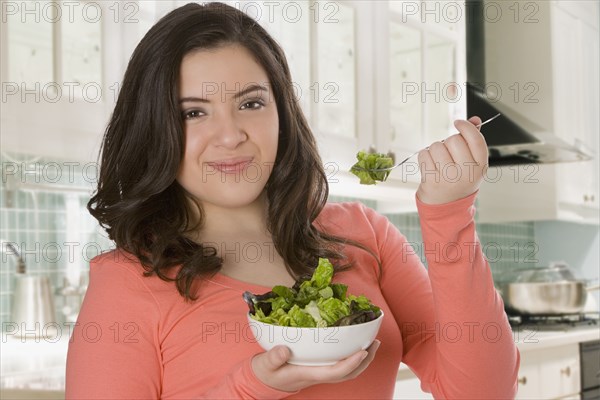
(1, 0), (598, 398)
(0, 151), (546, 326)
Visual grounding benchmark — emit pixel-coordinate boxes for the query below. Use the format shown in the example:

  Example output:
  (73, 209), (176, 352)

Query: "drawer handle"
(561, 367), (571, 377)
(518, 376), (527, 385)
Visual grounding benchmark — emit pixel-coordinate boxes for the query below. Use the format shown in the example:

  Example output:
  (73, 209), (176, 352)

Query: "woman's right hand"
(251, 340), (381, 392)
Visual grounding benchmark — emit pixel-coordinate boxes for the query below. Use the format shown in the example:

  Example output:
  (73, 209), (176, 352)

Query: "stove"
(508, 312), (599, 331)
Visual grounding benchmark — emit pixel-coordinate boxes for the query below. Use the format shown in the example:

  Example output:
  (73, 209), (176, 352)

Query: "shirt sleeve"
(65, 256), (163, 399)
(365, 191), (520, 399)
(65, 254), (297, 400)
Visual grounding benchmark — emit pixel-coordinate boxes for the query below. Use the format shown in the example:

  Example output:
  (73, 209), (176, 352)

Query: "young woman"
(65, 2), (519, 399)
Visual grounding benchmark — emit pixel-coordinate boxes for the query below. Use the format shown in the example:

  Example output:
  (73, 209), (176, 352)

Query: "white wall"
(534, 221), (600, 312)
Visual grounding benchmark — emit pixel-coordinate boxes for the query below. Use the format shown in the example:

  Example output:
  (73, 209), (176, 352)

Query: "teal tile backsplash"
(1, 153), (112, 327)
(329, 196), (537, 281)
(1, 154), (536, 327)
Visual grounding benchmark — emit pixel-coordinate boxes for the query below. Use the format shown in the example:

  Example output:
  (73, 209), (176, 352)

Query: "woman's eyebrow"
(179, 84), (269, 104)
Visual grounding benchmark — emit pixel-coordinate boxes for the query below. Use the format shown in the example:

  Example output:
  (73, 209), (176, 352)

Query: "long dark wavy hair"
(88, 2), (377, 300)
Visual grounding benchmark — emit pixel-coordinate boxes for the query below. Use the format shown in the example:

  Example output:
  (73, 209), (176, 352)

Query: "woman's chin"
(199, 183), (268, 209)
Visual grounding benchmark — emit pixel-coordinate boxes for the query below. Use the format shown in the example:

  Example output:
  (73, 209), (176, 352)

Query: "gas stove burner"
(508, 312), (599, 331)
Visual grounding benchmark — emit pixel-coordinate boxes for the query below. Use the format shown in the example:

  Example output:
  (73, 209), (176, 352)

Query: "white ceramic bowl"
(247, 311), (384, 366)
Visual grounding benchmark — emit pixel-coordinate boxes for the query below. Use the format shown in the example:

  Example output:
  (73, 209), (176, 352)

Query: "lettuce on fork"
(349, 150), (393, 185)
(243, 258), (381, 327)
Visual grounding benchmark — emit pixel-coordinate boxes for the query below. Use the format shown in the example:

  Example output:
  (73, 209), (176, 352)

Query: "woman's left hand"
(416, 116), (488, 205)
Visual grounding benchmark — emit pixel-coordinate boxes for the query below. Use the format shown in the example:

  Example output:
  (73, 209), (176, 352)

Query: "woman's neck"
(196, 191), (270, 240)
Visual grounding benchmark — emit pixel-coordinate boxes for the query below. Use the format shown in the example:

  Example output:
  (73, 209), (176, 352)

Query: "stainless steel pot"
(500, 280), (588, 315)
(498, 262), (598, 315)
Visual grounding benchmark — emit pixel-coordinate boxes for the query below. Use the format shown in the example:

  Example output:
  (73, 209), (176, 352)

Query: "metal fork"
(351, 113), (502, 173)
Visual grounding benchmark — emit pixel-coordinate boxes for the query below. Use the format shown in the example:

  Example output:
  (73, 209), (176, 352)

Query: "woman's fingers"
(427, 141), (454, 168)
(417, 145), (436, 173)
(467, 115), (482, 127)
(443, 134), (474, 165)
(252, 340), (380, 392)
(416, 116), (489, 204)
(300, 349), (368, 382)
(453, 119), (488, 165)
(268, 346), (291, 369)
(335, 340), (381, 382)
(253, 345), (291, 374)
(312, 340), (381, 383)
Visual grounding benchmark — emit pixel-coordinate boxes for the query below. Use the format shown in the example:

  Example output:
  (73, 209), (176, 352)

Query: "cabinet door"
(539, 344), (581, 399)
(314, 2), (356, 140)
(579, 20), (600, 209)
(389, 21), (423, 153)
(383, 2), (464, 190)
(5, 3), (54, 86)
(515, 350), (542, 400)
(551, 6), (588, 208)
(387, 17), (462, 153)
(2, 1), (112, 162)
(551, 3), (599, 211)
(312, 1), (371, 171)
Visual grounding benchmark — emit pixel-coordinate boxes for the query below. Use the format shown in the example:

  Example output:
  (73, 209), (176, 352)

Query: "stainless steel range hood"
(465, 0), (594, 166)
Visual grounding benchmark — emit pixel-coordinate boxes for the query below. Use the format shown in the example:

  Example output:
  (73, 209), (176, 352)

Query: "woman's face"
(177, 44), (279, 209)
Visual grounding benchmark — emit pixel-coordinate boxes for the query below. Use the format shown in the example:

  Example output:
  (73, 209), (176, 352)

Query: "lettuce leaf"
(349, 150), (393, 185)
(245, 257), (382, 327)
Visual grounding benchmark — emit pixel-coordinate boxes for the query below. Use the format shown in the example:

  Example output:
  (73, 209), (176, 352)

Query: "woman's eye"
(240, 100), (265, 110)
(183, 110), (203, 120)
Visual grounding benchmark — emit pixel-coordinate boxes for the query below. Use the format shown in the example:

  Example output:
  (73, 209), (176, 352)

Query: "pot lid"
(513, 262), (578, 283)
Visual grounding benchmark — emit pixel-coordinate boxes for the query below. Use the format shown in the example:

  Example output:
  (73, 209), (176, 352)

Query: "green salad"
(349, 150), (394, 185)
(243, 258), (381, 327)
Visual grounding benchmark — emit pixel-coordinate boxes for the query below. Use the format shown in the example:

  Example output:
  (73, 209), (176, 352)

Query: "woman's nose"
(212, 115), (248, 149)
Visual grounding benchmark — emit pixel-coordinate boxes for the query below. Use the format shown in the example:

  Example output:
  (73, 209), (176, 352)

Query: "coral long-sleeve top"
(65, 192), (520, 399)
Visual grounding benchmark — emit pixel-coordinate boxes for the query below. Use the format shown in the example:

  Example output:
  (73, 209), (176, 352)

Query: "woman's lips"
(206, 157), (254, 174)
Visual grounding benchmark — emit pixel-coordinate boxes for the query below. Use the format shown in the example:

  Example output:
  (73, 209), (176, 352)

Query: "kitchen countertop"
(2, 324), (599, 394)
(513, 323), (600, 352)
(1, 334), (69, 393)
(398, 323), (600, 373)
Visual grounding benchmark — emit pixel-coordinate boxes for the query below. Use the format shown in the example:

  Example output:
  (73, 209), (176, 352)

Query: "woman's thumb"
(266, 346), (291, 369)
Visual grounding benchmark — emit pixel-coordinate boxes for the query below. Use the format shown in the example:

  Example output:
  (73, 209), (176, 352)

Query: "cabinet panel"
(477, 1), (599, 223)
(551, 4), (599, 210)
(515, 350), (542, 400)
(390, 22), (422, 152)
(316, 2), (356, 139)
(540, 344), (581, 399)
(424, 32), (456, 145)
(516, 344), (582, 400)
(61, 9), (102, 87)
(6, 0), (53, 85)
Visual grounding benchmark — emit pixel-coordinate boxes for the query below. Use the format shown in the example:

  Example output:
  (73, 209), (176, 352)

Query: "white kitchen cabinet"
(392, 345), (581, 400)
(310, 1), (368, 172)
(0, 1), (132, 163)
(515, 343), (581, 400)
(1, 0), (464, 209)
(313, 1), (465, 210)
(392, 346), (580, 400)
(515, 349), (542, 399)
(476, 1), (599, 224)
(552, 3), (599, 213)
(540, 344), (582, 399)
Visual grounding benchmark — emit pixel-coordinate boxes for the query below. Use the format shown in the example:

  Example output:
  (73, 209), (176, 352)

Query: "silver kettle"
(11, 274), (58, 337)
(3, 241), (58, 338)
